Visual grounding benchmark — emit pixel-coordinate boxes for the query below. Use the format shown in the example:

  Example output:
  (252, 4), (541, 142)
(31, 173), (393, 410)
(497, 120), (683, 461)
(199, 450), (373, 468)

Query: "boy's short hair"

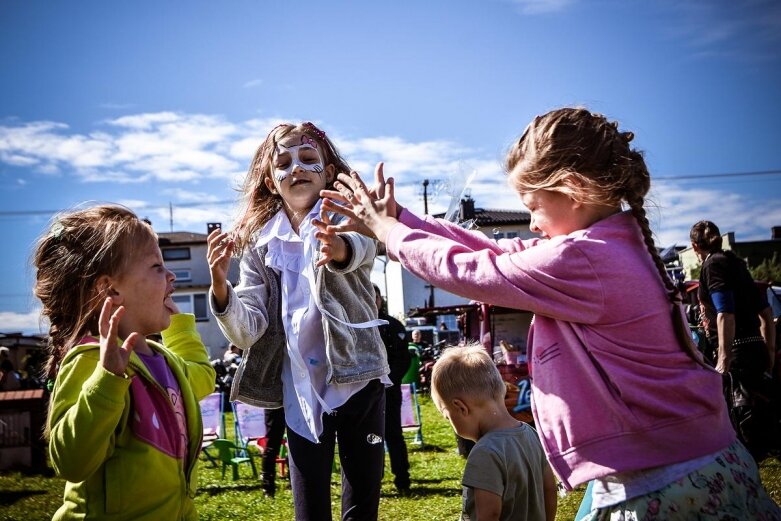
(432, 343), (505, 404)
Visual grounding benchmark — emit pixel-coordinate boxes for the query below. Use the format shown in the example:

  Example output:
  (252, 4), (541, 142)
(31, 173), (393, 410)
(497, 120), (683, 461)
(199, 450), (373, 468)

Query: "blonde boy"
(432, 344), (557, 521)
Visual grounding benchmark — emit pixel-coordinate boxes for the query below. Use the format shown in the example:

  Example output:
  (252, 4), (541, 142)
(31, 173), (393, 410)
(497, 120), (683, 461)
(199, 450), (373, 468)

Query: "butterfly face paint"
(273, 135), (325, 183)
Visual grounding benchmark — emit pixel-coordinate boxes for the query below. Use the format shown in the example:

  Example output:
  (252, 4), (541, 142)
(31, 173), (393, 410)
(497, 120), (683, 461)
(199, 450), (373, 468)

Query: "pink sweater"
(386, 209), (734, 489)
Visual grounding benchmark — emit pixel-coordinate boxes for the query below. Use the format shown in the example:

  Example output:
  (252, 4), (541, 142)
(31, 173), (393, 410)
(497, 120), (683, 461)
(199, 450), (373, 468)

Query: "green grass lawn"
(1, 394), (779, 520)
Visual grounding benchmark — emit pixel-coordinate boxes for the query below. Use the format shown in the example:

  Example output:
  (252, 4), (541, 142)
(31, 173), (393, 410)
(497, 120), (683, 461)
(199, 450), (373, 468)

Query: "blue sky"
(1, 0), (780, 334)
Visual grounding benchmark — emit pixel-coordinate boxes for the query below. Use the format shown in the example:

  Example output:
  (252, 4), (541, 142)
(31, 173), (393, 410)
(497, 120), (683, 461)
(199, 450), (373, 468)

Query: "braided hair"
(33, 204), (157, 380)
(505, 107), (704, 366)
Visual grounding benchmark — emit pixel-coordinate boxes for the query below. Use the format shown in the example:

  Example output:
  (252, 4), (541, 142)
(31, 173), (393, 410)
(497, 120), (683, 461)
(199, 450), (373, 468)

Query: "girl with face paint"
(207, 122), (391, 520)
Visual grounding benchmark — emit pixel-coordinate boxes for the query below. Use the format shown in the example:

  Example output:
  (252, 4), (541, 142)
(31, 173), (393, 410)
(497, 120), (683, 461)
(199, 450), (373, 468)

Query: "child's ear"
(451, 397), (469, 416)
(324, 164), (336, 184)
(264, 176), (277, 195)
(96, 275), (123, 305)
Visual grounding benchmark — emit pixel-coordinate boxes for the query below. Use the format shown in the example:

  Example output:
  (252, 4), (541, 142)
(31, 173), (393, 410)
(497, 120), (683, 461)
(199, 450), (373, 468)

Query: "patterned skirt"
(580, 441), (781, 521)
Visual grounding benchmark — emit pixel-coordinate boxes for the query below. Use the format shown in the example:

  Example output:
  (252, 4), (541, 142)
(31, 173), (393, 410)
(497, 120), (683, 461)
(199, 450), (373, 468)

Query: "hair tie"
(302, 122), (326, 140)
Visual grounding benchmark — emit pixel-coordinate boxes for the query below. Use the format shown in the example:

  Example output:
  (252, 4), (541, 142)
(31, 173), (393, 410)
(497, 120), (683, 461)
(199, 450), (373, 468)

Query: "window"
(162, 247), (191, 261)
(505, 231), (519, 239)
(171, 269), (192, 282)
(172, 293), (208, 320)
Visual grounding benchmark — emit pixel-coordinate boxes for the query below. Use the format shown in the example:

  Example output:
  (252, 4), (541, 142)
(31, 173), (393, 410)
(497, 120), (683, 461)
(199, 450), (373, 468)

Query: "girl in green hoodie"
(33, 204), (215, 520)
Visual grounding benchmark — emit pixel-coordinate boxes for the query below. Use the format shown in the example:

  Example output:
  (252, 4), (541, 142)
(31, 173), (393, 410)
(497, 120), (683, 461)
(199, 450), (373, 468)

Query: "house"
(158, 225), (239, 359)
(383, 196), (533, 328)
(678, 226), (781, 281)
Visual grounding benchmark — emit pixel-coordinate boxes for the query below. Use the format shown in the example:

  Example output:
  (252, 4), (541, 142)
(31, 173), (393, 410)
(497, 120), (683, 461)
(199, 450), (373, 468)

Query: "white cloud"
(0, 112), (777, 248)
(0, 309), (48, 335)
(504, 0), (574, 15)
(243, 79), (264, 89)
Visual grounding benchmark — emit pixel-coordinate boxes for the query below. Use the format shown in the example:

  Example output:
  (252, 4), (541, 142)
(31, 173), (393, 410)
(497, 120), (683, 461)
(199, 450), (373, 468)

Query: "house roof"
(433, 208), (530, 227)
(158, 231), (208, 246)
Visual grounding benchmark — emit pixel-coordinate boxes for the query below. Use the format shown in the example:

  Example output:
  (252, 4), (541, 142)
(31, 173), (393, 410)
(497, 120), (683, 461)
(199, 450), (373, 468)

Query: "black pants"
(724, 339), (778, 462)
(384, 383), (410, 490)
(261, 407), (286, 495)
(287, 379), (386, 521)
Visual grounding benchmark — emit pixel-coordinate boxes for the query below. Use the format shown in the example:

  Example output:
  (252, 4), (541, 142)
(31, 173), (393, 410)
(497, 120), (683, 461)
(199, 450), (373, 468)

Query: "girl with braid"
(322, 107), (781, 519)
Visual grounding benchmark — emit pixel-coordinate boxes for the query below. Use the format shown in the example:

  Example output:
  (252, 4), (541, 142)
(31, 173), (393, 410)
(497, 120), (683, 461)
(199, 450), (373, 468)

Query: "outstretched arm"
(320, 162), (403, 242)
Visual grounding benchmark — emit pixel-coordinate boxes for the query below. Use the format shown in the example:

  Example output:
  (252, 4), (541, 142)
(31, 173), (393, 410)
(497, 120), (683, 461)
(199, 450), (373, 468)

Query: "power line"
(0, 168), (778, 218)
(652, 169), (781, 181)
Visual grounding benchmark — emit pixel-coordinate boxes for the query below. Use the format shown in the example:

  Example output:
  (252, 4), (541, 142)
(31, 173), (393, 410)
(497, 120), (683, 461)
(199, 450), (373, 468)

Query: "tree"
(750, 252), (781, 285)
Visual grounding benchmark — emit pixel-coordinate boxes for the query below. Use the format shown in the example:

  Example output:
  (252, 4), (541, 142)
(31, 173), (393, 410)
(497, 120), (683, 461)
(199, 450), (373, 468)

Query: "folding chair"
(232, 401), (289, 478)
(401, 383), (423, 445)
(210, 438), (257, 481)
(199, 392), (225, 466)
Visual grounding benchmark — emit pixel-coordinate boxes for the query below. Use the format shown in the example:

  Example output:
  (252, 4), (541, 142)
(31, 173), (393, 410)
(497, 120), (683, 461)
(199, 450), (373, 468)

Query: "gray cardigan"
(210, 220), (389, 408)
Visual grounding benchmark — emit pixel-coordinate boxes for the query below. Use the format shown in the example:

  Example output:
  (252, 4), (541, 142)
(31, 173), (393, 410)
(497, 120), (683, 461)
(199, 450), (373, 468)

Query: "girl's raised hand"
(98, 297), (139, 377)
(207, 228), (233, 311)
(312, 209), (348, 267)
(320, 162), (401, 243)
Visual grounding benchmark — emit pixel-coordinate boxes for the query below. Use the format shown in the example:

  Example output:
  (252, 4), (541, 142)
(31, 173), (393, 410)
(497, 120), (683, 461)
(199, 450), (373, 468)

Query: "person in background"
(373, 284), (412, 496)
(432, 343), (557, 521)
(0, 346), (22, 391)
(260, 407), (287, 498)
(223, 344), (242, 366)
(690, 219), (778, 461)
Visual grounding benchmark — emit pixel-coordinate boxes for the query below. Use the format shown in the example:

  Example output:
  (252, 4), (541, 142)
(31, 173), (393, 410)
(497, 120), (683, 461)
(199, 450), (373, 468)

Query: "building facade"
(383, 197), (533, 322)
(158, 226), (239, 359)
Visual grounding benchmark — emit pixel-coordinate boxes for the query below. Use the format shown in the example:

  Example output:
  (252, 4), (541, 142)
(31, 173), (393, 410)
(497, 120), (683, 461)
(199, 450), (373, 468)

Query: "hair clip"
(50, 220), (64, 240)
(302, 122), (326, 141)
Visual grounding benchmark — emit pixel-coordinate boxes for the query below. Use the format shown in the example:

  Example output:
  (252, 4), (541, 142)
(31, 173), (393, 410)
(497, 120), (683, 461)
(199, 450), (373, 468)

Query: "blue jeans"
(287, 379), (386, 521)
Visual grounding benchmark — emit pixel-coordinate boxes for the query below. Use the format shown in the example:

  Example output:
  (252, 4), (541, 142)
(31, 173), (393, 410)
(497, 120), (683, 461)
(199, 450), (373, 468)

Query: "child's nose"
(529, 217), (541, 234)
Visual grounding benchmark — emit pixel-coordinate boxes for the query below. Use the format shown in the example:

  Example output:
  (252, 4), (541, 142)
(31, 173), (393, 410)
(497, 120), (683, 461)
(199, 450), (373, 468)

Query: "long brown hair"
(232, 122), (351, 253)
(33, 204), (157, 380)
(505, 107), (704, 366)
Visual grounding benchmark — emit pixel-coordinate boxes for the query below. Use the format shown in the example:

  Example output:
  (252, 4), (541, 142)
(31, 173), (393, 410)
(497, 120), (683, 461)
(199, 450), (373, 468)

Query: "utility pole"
(422, 179), (429, 215)
(169, 202), (173, 232)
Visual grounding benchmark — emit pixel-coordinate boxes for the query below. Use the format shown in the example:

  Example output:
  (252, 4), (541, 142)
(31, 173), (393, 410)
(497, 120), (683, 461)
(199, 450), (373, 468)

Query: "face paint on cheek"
(273, 143), (325, 183)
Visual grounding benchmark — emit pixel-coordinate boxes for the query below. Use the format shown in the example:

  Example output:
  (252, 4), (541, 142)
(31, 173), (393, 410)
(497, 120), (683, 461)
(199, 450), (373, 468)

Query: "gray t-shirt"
(461, 423), (548, 521)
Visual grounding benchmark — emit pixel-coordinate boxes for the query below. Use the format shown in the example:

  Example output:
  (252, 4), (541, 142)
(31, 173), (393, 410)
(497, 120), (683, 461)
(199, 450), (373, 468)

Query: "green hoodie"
(48, 314), (216, 520)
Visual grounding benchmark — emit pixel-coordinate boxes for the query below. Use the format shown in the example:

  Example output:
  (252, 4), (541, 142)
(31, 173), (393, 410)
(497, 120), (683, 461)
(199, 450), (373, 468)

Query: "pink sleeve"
(386, 210), (603, 322)
(393, 209), (535, 257)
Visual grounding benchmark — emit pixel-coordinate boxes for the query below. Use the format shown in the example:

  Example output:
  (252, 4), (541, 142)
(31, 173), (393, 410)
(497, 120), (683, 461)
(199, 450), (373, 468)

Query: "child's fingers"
(333, 180), (358, 205)
(322, 198), (355, 219)
(373, 162), (386, 198)
(98, 297), (114, 337)
(320, 189), (348, 204)
(315, 246), (331, 267)
(121, 332), (140, 356)
(320, 207), (332, 225)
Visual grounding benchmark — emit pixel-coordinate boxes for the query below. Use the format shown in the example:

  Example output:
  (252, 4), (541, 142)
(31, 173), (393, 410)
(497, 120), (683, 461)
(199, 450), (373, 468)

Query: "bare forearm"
(716, 313), (735, 372)
(211, 283), (228, 313)
(759, 307), (775, 369)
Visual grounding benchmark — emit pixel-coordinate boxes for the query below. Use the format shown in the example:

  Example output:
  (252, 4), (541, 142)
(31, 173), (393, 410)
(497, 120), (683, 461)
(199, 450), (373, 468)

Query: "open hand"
(207, 227), (233, 310)
(320, 162), (401, 243)
(98, 297), (140, 377)
(312, 208), (348, 267)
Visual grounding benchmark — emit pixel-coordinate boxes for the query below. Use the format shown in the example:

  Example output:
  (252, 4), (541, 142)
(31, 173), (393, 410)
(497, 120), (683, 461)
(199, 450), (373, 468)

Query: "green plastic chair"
(211, 438), (258, 481)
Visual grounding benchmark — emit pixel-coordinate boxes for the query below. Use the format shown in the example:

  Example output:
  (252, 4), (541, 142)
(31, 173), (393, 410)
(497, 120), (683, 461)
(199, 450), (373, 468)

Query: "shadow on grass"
(395, 485), (459, 498)
(410, 444), (447, 453)
(0, 489), (48, 506)
(198, 483), (264, 496)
